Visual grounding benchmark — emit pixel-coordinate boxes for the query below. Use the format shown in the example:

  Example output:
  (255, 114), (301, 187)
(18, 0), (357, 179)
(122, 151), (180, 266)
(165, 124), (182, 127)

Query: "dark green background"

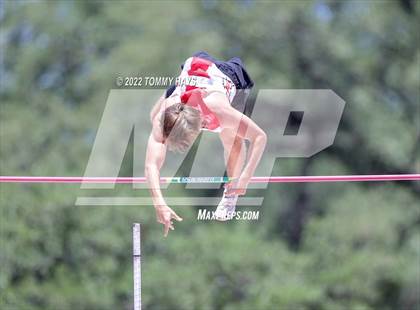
(1, 1), (419, 309)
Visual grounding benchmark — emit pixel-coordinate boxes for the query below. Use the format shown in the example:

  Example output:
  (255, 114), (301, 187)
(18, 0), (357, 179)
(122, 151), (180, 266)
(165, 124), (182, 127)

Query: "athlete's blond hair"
(161, 103), (202, 153)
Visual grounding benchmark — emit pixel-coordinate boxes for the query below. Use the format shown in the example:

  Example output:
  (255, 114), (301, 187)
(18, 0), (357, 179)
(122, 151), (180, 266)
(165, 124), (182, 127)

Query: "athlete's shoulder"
(203, 90), (230, 108)
(150, 97), (179, 141)
(151, 112), (164, 143)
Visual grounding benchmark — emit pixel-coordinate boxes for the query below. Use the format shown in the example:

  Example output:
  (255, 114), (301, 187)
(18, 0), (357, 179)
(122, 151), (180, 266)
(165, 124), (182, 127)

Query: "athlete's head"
(161, 102), (201, 153)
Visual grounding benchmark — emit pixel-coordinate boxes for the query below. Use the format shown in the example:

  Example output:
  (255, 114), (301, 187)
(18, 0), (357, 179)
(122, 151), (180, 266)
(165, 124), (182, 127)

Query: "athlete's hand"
(225, 174), (251, 196)
(155, 204), (183, 237)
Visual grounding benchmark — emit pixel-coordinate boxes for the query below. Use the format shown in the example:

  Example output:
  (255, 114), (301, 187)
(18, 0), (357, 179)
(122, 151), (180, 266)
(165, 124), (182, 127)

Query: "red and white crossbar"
(0, 174), (419, 184)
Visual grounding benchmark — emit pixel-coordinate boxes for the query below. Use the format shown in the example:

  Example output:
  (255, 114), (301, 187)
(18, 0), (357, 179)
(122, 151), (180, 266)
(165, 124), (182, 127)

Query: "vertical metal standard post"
(133, 223), (141, 310)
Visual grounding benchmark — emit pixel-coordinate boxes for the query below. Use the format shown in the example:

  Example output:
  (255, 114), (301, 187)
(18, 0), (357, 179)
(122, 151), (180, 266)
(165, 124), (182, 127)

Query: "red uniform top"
(171, 57), (236, 132)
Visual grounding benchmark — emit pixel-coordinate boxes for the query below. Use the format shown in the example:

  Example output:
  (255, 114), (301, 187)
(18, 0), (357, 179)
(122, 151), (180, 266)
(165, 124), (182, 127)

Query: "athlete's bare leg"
(219, 129), (246, 180)
(215, 129), (246, 220)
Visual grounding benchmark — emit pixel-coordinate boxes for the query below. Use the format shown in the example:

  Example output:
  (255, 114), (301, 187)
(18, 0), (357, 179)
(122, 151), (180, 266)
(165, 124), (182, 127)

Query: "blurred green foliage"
(0, 1), (419, 309)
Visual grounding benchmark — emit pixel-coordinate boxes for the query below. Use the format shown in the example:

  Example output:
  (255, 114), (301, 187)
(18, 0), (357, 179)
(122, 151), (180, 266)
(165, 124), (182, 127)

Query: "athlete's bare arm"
(150, 94), (165, 123)
(145, 108), (182, 237)
(205, 92), (267, 195)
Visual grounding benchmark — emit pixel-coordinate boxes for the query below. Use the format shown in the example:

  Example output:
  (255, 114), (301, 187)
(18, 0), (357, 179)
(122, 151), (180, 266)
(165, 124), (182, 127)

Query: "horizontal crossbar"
(0, 174), (419, 183)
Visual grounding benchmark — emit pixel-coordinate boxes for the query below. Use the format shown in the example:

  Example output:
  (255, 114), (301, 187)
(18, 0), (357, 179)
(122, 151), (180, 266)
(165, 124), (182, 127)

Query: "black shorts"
(165, 51), (254, 114)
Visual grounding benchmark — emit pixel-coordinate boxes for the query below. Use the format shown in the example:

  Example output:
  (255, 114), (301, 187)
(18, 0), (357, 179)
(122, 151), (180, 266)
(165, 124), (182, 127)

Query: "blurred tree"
(0, 0), (418, 309)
